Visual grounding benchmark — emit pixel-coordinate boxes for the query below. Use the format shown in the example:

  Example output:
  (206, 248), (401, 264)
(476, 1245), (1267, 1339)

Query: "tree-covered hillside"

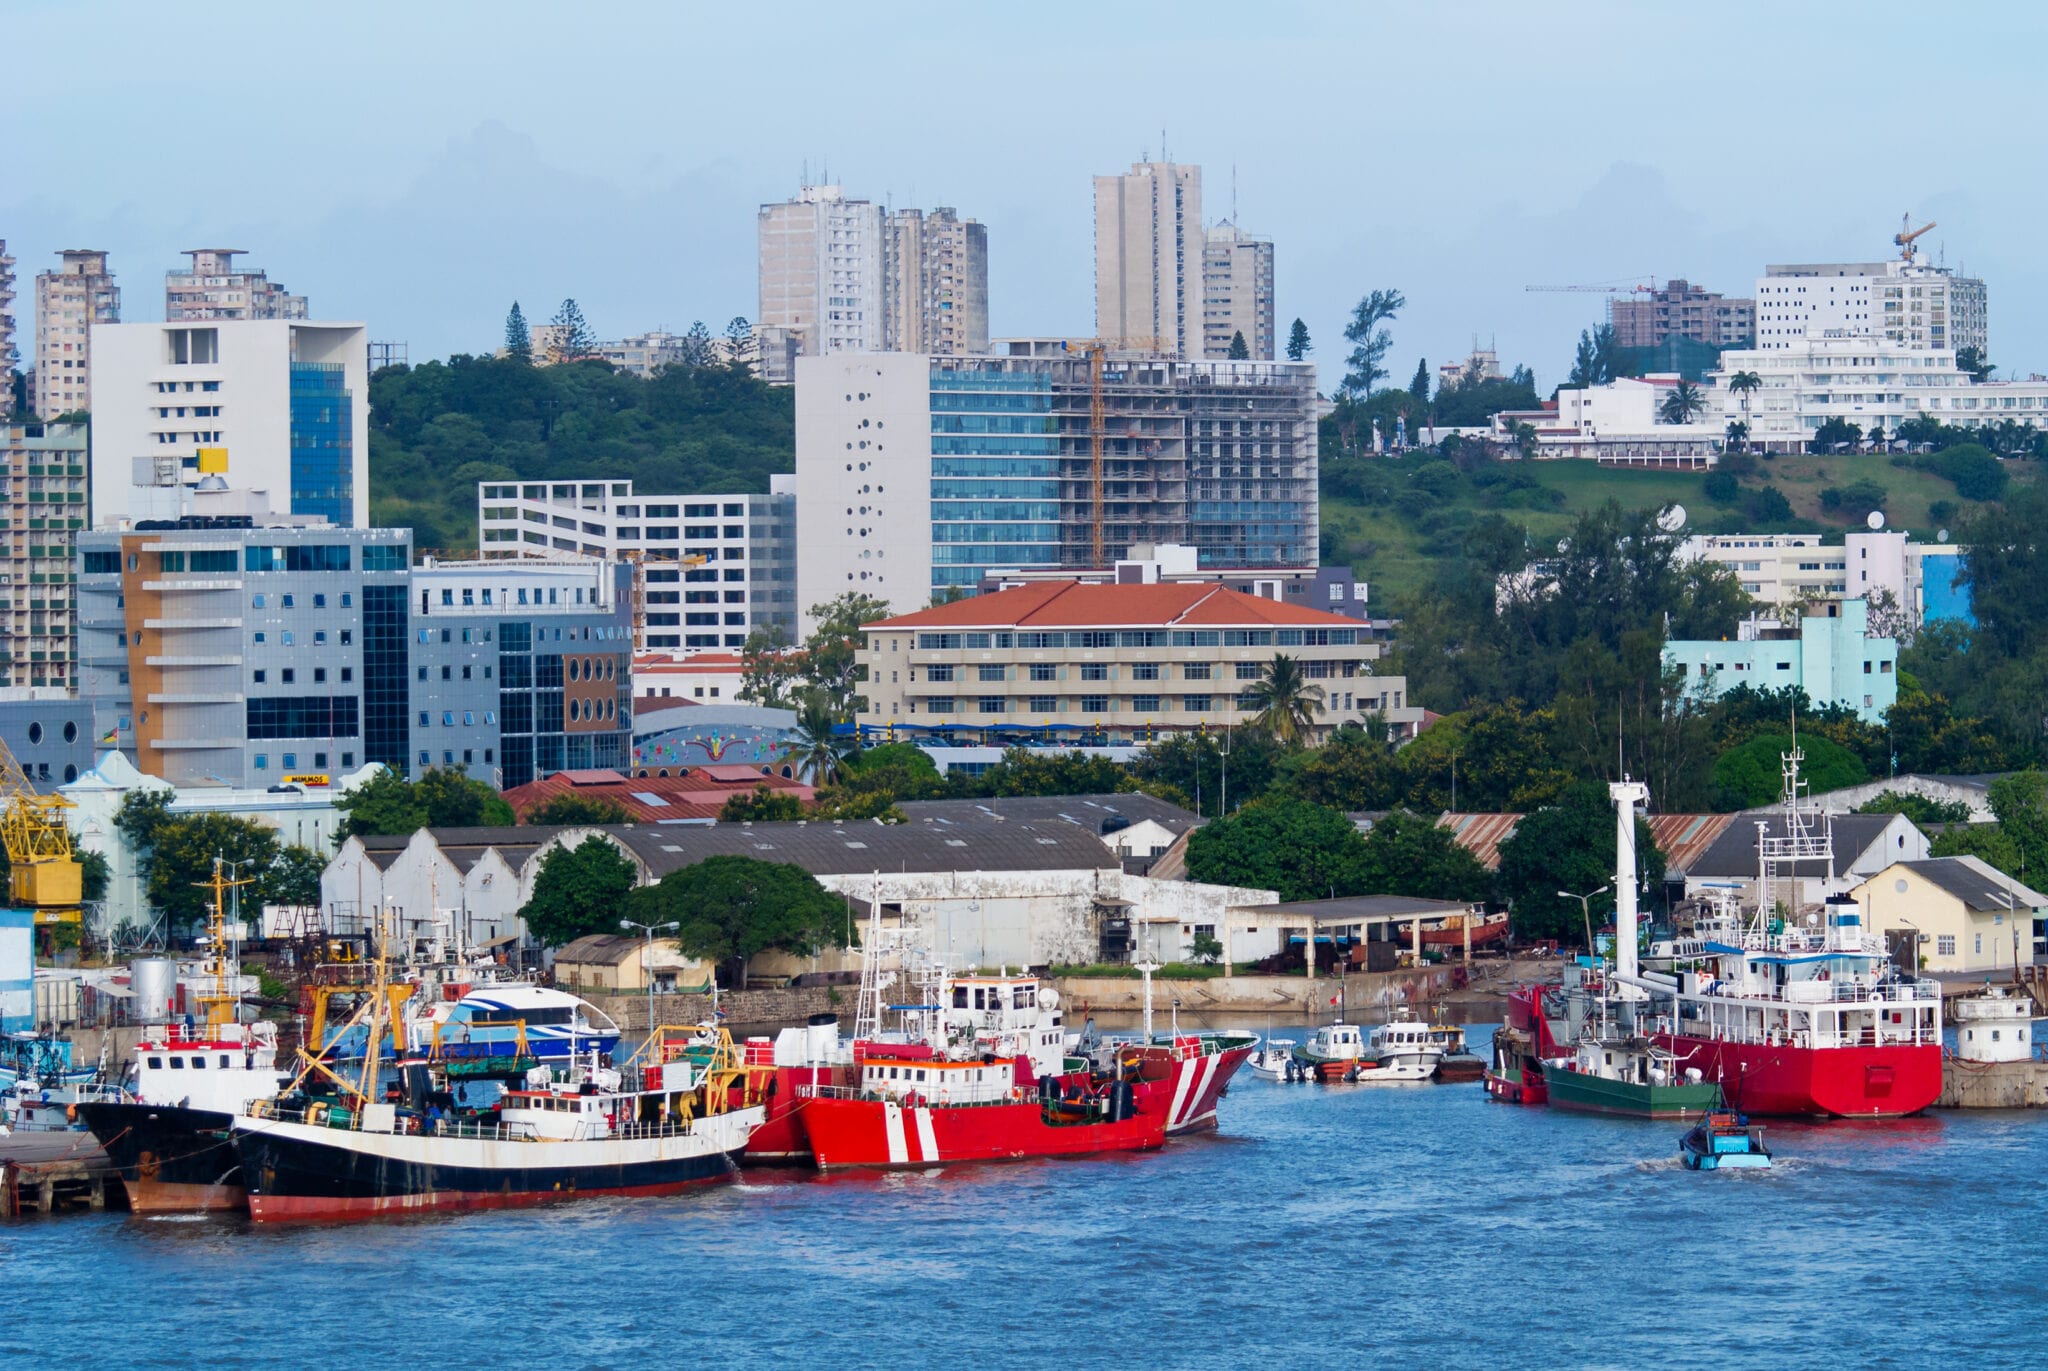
(368, 355), (794, 552)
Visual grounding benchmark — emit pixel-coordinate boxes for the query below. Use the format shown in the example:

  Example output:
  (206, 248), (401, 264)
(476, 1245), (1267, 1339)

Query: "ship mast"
(1608, 779), (1650, 999)
(193, 856), (256, 1032)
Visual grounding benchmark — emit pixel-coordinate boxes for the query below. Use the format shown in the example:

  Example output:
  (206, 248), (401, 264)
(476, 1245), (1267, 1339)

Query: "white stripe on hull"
(913, 1106), (939, 1161)
(883, 1102), (909, 1164)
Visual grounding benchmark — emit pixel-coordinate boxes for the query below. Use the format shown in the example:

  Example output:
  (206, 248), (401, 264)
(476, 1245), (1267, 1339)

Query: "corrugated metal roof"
(1890, 856), (2048, 911)
(1689, 813), (1909, 879)
(897, 793), (1198, 836)
(604, 814), (1122, 880)
(1438, 812), (1738, 874)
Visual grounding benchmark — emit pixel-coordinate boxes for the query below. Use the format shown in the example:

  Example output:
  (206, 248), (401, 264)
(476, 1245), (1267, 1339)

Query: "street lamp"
(621, 918), (680, 1043)
(1558, 887), (1610, 963)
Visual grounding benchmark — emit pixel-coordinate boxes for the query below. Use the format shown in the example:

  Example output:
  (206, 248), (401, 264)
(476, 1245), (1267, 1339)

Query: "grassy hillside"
(1323, 452), (2021, 614)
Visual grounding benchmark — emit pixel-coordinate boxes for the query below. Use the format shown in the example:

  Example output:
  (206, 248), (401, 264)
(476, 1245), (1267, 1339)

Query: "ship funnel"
(1610, 779), (1651, 989)
(806, 1012), (840, 1063)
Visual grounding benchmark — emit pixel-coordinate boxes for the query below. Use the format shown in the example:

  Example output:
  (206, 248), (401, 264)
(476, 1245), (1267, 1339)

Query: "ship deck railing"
(797, 1083), (1028, 1107)
(258, 1106), (722, 1145)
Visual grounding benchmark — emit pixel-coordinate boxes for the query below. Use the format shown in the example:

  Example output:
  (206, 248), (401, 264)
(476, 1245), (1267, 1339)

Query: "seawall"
(1936, 1057), (2048, 1108)
(1054, 967), (1464, 1017)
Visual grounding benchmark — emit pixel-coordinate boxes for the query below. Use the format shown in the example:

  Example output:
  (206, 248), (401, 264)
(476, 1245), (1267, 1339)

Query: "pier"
(0, 1132), (121, 1218)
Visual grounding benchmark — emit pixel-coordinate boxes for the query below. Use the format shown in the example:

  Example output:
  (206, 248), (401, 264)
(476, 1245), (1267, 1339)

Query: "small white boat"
(1246, 1036), (1299, 1082)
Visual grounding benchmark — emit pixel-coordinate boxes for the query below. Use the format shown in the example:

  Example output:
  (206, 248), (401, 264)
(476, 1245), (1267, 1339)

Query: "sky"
(6, 1), (2046, 391)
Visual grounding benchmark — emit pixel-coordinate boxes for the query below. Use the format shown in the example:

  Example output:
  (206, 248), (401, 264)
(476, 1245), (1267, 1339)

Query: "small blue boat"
(1680, 1111), (1773, 1170)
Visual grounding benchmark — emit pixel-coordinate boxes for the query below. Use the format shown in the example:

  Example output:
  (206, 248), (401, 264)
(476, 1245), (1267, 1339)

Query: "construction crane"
(0, 735), (81, 925)
(1525, 278), (1657, 295)
(1895, 214), (1936, 263)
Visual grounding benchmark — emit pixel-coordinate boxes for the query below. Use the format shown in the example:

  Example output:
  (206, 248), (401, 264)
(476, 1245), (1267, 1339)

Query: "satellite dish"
(1657, 504), (1687, 533)
(1866, 510), (1886, 530)
(1556, 538), (1572, 556)
(1937, 528), (1950, 543)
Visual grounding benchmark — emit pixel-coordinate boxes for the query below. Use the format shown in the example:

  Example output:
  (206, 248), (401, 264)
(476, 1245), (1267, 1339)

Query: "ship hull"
(1483, 1067), (1547, 1105)
(1657, 1034), (1941, 1118)
(233, 1111), (754, 1223)
(76, 1102), (248, 1214)
(799, 1097), (1164, 1170)
(1122, 1042), (1256, 1133)
(741, 1064), (842, 1165)
(1539, 1063), (1722, 1120)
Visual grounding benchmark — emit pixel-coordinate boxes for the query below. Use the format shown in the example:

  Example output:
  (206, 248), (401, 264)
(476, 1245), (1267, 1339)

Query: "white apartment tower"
(34, 250), (120, 417)
(0, 242), (15, 417)
(1095, 161), (1203, 356)
(883, 207), (989, 355)
(1200, 221), (1275, 360)
(90, 319), (369, 528)
(165, 250), (309, 322)
(1756, 259), (1987, 356)
(757, 186), (885, 383)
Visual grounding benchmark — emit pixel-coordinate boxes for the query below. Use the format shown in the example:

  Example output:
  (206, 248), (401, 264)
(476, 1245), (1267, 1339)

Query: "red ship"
(1482, 986), (1552, 1106)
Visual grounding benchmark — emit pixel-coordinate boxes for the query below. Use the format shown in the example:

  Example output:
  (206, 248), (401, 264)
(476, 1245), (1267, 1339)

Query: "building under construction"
(795, 345), (1320, 623)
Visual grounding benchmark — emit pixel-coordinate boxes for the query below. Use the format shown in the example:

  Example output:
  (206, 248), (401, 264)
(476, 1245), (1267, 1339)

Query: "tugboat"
(1291, 1013), (1444, 1083)
(77, 861), (289, 1212)
(1427, 1022), (1487, 1083)
(1679, 1111), (1772, 1170)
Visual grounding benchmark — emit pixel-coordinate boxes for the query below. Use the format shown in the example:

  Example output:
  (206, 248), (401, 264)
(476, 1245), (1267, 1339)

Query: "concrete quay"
(1935, 1056), (2048, 1109)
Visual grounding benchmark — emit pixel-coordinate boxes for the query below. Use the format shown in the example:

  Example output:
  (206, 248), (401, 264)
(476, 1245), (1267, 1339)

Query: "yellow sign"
(197, 446), (229, 474)
(284, 773), (331, 787)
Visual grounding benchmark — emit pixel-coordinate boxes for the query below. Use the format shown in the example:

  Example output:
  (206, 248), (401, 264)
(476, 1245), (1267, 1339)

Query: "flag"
(1329, 996), (1338, 1006)
(99, 725), (118, 746)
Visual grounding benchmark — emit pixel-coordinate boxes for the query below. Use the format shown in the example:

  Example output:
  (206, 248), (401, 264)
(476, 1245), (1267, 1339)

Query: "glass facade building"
(288, 361), (353, 526)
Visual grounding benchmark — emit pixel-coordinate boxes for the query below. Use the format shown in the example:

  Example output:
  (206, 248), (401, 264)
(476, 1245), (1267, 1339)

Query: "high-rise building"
(0, 420), (88, 688)
(1094, 161), (1202, 356)
(1199, 222), (1274, 360)
(164, 249), (308, 322)
(476, 475), (797, 651)
(33, 250), (119, 417)
(1756, 259), (1986, 355)
(757, 185), (885, 383)
(78, 515), (634, 790)
(795, 345), (1320, 624)
(883, 207), (989, 356)
(1609, 279), (1755, 350)
(90, 319), (369, 528)
(757, 187), (990, 383)
(0, 241), (17, 418)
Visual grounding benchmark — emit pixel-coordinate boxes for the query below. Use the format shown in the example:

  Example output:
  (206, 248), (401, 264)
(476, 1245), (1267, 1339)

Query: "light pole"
(1558, 886), (1610, 963)
(621, 918), (680, 1042)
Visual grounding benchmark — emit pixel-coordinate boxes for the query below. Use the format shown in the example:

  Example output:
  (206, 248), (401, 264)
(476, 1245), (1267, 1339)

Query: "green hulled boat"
(1540, 1037), (1721, 1119)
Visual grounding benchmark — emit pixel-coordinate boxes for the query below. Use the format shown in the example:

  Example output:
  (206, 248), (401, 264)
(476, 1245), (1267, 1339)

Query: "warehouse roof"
(1885, 856), (2048, 911)
(599, 813), (1123, 880)
(896, 793), (1199, 837)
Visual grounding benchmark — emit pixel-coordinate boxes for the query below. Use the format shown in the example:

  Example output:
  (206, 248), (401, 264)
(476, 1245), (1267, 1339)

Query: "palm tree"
(1726, 370), (1762, 447)
(1659, 380), (1706, 425)
(790, 689), (847, 786)
(1725, 419), (1750, 452)
(1243, 653), (1326, 747)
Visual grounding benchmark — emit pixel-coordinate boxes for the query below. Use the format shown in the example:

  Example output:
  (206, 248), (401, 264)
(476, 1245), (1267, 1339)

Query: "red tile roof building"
(858, 581), (1422, 744)
(502, 766), (813, 824)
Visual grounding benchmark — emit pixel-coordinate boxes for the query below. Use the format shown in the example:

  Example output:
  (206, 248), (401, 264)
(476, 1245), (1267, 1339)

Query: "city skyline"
(4, 2), (2046, 388)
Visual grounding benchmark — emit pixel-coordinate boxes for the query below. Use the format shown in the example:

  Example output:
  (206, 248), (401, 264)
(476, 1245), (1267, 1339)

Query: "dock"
(0, 1132), (123, 1218)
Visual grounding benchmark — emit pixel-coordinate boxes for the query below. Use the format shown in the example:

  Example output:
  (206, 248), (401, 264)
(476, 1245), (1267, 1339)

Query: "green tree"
(1853, 791), (1973, 826)
(415, 766), (516, 827)
(1227, 330), (1250, 360)
(520, 836), (640, 947)
(1184, 799), (1370, 901)
(1409, 357), (1431, 402)
(1658, 380), (1706, 424)
(736, 623), (800, 708)
(719, 785), (805, 822)
(1811, 416), (1862, 452)
(625, 855), (850, 986)
(79, 848), (110, 905)
(549, 298), (597, 360)
(1567, 324), (1624, 388)
(1929, 444), (2007, 502)
(1986, 772), (2048, 878)
(1496, 783), (1666, 943)
(1242, 654), (1325, 746)
(803, 592), (893, 716)
(522, 793), (632, 826)
(336, 766), (512, 838)
(1723, 420), (1749, 455)
(1129, 730), (1281, 817)
(1356, 809), (1492, 901)
(1955, 345), (1995, 383)
(1275, 722), (1403, 812)
(1340, 289), (1405, 399)
(504, 302), (532, 364)
(268, 844), (328, 908)
(790, 689), (849, 785)
(950, 748), (1141, 800)
(1885, 692), (2008, 773)
(679, 320), (715, 367)
(1704, 469), (1740, 504)
(1711, 732), (1867, 809)
(723, 316), (755, 369)
(824, 741), (949, 810)
(1930, 823), (2022, 874)
(114, 793), (287, 935)
(1956, 483), (2048, 661)
(334, 768), (427, 838)
(1286, 318), (1311, 362)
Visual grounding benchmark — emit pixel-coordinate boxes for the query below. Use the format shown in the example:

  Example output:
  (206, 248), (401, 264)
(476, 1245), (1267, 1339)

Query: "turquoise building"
(1665, 599), (1898, 724)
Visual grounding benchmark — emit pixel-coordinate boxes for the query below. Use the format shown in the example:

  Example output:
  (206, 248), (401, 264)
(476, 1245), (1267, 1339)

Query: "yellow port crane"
(0, 735), (81, 924)
(1895, 214), (1936, 263)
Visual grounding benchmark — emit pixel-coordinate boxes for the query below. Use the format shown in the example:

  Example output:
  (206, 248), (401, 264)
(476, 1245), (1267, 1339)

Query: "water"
(6, 1022), (2043, 1369)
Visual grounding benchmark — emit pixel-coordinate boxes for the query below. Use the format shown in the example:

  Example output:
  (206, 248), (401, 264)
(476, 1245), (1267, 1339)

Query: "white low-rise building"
(1679, 529), (1972, 628)
(1491, 374), (1722, 466)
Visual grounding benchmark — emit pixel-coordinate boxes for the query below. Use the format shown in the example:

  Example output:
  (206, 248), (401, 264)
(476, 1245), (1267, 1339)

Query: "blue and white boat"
(1679, 1111), (1773, 1170)
(410, 986), (622, 1063)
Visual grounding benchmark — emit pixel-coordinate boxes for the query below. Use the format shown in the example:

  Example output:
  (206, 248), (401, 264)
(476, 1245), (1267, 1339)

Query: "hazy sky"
(7, 1), (2044, 390)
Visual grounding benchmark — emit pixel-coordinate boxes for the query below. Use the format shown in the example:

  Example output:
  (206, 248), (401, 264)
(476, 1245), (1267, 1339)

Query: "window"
(1028, 696), (1058, 712)
(252, 593), (266, 609)
(1938, 935), (1956, 957)
(1080, 695), (1109, 713)
(1184, 663), (1212, 680)
(1131, 695), (1161, 712)
(926, 664), (955, 683)
(252, 670), (267, 684)
(1236, 663), (1263, 681)
(925, 697), (955, 713)
(1132, 663), (1160, 681)
(282, 594), (295, 609)
(1080, 663), (1108, 681)
(253, 754), (268, 770)
(977, 697), (1005, 715)
(281, 668), (295, 684)
(1028, 663), (1057, 682)
(1183, 695), (1212, 711)
(977, 664), (1005, 682)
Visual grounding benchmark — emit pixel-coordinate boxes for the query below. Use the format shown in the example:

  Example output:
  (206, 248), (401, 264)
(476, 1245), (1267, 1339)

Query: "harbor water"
(6, 1021), (2043, 1369)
